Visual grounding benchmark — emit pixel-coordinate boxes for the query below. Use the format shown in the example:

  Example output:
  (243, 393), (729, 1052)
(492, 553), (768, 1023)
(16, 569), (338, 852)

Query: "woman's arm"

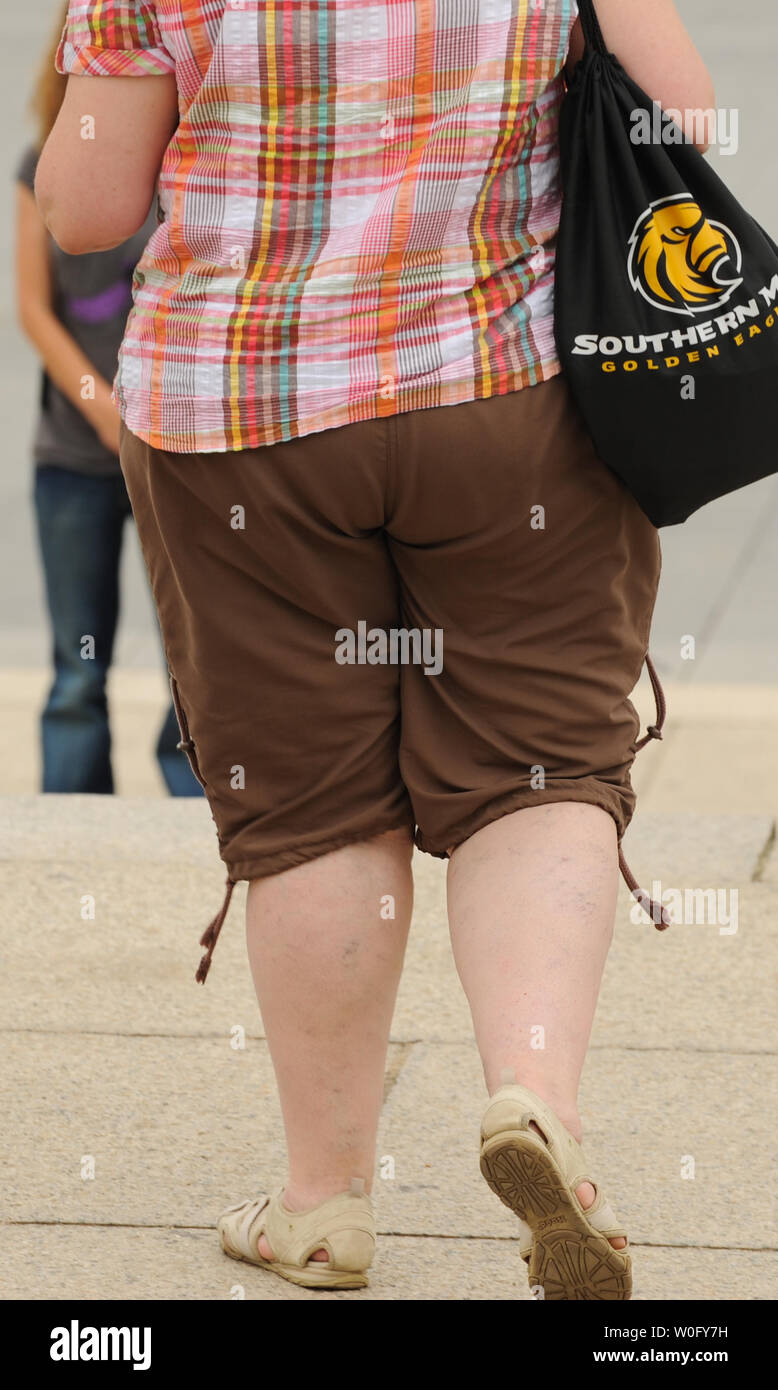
(34, 72), (178, 255)
(15, 182), (121, 455)
(566, 0), (716, 151)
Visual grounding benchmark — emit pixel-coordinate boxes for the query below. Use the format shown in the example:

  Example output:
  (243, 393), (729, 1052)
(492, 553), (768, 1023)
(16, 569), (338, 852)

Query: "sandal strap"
(574, 1190), (626, 1241)
(482, 1084), (584, 1184)
(219, 1194), (272, 1260)
(221, 1188), (376, 1273)
(265, 1188), (376, 1271)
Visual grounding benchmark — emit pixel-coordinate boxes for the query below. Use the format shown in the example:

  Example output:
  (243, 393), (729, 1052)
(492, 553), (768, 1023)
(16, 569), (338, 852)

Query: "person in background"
(13, 1), (202, 797)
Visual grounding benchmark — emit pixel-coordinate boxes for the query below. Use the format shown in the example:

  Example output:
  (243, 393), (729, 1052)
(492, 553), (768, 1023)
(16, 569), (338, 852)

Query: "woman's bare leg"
(446, 801), (626, 1248)
(245, 826), (414, 1260)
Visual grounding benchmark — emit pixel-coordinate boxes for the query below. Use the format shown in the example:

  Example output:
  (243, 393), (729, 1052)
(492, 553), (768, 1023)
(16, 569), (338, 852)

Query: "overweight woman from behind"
(37, 0), (713, 1299)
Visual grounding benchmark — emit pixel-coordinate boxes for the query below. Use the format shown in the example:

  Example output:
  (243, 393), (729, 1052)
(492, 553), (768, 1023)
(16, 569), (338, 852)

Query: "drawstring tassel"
(195, 875), (236, 984)
(618, 844), (672, 930)
(621, 651), (672, 930)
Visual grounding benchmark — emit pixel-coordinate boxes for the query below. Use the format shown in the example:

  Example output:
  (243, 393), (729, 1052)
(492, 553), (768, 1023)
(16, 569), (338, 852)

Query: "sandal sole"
(480, 1131), (632, 1301)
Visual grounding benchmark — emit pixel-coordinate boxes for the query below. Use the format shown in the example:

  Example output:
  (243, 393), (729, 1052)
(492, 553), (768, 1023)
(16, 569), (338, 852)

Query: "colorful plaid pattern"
(57, 1), (577, 454)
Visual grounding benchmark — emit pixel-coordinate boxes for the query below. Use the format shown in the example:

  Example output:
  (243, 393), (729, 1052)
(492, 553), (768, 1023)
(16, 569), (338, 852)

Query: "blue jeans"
(33, 464), (205, 797)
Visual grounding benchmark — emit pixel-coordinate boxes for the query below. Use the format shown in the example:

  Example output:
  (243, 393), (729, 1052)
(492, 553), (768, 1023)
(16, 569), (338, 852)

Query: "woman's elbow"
(16, 299), (36, 341)
(35, 164), (147, 254)
(35, 208), (89, 256)
(16, 294), (51, 348)
(681, 90), (718, 154)
(37, 200), (139, 256)
(45, 221), (128, 257)
(683, 72), (717, 153)
(641, 73), (717, 154)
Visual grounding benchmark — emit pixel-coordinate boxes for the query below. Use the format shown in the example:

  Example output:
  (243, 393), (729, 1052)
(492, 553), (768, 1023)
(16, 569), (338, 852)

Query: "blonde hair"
(29, 1), (71, 150)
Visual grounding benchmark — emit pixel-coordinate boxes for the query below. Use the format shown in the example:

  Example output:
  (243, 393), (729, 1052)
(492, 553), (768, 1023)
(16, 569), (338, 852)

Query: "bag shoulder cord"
(576, 0), (608, 56)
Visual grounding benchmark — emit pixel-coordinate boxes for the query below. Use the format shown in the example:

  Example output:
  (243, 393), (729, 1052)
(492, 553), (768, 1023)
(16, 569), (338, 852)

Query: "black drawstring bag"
(554, 0), (778, 527)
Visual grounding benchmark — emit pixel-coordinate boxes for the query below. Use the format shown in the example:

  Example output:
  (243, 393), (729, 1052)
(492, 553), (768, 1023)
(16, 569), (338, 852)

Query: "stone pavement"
(1, 793), (776, 1301)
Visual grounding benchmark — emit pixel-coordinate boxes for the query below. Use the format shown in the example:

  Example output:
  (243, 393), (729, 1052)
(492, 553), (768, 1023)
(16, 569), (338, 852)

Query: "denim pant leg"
(33, 465), (128, 793)
(120, 490), (205, 797)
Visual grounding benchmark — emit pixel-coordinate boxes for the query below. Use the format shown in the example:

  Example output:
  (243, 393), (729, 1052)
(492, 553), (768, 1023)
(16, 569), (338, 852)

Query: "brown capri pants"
(119, 374), (662, 967)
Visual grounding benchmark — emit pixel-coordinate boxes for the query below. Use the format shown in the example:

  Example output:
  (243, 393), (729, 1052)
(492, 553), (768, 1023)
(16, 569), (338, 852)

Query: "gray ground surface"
(1, 800), (776, 1300)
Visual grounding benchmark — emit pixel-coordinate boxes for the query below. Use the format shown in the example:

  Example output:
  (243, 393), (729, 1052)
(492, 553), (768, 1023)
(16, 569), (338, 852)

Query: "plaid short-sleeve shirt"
(57, 1), (577, 454)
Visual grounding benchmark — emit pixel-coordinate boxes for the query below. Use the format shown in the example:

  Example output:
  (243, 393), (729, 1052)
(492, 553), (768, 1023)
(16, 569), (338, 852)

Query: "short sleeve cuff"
(55, 35), (176, 76)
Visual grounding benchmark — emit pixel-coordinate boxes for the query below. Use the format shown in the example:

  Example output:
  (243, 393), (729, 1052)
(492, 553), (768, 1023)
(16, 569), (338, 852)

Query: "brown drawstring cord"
(195, 875), (236, 984)
(634, 652), (667, 751)
(618, 844), (670, 929)
(619, 652), (672, 930)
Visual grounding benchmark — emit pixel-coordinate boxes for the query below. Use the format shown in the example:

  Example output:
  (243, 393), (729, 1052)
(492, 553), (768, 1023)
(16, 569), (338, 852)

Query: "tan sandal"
(218, 1185), (375, 1290)
(480, 1084), (631, 1300)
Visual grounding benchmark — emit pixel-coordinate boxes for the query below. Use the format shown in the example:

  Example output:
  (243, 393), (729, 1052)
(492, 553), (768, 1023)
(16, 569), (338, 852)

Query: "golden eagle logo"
(627, 195), (743, 315)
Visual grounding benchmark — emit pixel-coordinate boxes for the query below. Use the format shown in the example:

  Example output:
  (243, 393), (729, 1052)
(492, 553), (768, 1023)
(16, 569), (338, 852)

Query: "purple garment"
(64, 280), (135, 325)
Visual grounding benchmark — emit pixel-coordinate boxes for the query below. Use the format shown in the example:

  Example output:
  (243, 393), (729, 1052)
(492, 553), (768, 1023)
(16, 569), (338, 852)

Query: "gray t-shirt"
(16, 142), (157, 476)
